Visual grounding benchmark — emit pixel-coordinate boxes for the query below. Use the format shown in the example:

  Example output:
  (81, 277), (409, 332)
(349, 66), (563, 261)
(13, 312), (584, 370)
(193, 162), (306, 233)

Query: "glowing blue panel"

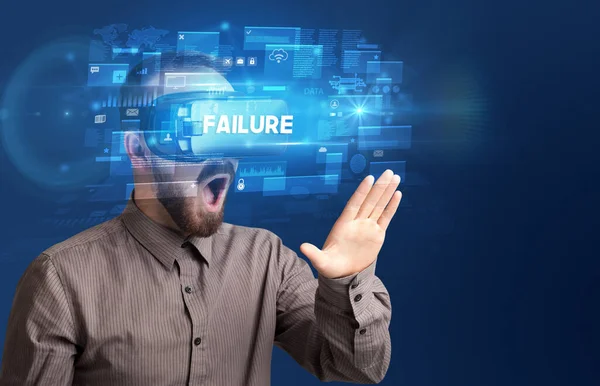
(177, 31), (220, 57)
(375, 78), (392, 85)
(264, 44), (323, 80)
(262, 175), (339, 196)
(356, 125), (381, 135)
(263, 176), (286, 192)
(357, 44), (379, 49)
(342, 50), (381, 73)
(262, 85), (287, 91)
(112, 47), (139, 61)
(325, 153), (342, 185)
(95, 156), (122, 162)
(244, 26), (301, 50)
(88, 64), (129, 87)
(163, 72), (231, 93)
(366, 61), (403, 83)
(358, 125), (412, 150)
(316, 143), (349, 163)
(234, 161), (287, 193)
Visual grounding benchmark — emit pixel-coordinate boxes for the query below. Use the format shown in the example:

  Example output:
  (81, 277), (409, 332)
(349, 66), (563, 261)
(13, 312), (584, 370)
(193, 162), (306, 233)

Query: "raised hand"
(300, 169), (402, 279)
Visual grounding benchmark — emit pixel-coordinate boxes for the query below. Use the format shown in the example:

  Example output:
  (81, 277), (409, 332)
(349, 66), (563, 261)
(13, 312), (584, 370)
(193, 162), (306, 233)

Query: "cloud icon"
(319, 147), (327, 152)
(269, 49), (289, 63)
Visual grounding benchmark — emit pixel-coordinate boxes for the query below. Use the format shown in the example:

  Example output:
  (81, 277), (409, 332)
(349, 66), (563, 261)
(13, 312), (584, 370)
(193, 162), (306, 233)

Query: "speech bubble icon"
(90, 66), (100, 73)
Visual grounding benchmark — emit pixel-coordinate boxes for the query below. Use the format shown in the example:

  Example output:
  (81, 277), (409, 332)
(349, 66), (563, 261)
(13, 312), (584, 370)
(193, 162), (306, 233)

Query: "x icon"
(178, 34), (185, 40)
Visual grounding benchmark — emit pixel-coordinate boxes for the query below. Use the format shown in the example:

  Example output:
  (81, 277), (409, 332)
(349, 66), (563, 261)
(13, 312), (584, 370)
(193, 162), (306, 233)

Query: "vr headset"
(120, 90), (291, 162)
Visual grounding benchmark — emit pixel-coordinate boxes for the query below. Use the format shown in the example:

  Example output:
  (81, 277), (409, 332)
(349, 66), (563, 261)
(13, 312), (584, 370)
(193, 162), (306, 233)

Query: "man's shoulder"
(41, 216), (126, 261)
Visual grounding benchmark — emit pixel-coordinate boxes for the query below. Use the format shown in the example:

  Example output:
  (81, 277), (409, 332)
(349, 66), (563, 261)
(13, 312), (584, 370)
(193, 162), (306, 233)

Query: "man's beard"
(152, 160), (236, 237)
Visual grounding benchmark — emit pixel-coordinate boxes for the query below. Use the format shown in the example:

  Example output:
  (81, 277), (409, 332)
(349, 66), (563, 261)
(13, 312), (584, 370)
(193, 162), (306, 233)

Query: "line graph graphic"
(238, 163), (286, 177)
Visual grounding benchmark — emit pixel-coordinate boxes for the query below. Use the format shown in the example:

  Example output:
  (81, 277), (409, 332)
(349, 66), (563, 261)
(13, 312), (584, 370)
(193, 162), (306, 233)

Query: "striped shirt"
(0, 197), (392, 385)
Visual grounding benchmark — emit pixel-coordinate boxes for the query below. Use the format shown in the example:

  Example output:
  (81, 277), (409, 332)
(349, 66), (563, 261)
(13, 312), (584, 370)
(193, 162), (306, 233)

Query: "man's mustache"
(196, 159), (236, 184)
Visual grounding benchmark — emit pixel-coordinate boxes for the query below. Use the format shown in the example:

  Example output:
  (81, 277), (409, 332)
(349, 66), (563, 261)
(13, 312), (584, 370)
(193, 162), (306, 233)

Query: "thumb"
(300, 242), (326, 268)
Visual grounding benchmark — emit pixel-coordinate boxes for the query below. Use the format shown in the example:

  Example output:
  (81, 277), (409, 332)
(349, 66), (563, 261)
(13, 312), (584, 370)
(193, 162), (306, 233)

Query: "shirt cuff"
(317, 259), (377, 312)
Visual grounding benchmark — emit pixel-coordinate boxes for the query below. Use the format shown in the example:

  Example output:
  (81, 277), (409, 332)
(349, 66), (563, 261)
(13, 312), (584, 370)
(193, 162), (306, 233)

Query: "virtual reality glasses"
(122, 91), (291, 161)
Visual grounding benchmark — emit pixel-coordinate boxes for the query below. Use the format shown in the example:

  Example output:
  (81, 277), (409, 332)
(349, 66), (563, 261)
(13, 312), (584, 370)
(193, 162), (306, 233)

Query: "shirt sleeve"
(0, 253), (78, 386)
(273, 237), (392, 383)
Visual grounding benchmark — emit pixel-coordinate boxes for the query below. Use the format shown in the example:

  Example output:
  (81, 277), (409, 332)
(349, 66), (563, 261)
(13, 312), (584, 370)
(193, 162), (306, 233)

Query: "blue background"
(0, 0), (598, 385)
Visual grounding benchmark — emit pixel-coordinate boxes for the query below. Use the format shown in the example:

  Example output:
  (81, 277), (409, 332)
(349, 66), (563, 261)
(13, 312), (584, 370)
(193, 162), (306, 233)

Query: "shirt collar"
(120, 190), (216, 270)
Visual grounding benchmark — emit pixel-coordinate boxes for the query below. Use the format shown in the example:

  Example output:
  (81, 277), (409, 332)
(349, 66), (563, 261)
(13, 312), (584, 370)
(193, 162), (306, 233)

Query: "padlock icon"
(237, 178), (245, 191)
(249, 58), (255, 65)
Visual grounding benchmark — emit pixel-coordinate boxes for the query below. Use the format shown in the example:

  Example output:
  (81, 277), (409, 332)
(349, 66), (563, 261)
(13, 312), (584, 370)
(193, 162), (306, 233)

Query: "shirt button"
(359, 328), (367, 335)
(351, 283), (358, 289)
(185, 286), (193, 294)
(194, 337), (202, 346)
(354, 294), (362, 302)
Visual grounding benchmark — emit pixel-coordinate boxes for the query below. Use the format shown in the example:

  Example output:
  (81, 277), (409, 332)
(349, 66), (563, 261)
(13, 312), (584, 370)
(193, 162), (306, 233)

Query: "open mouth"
(200, 174), (230, 212)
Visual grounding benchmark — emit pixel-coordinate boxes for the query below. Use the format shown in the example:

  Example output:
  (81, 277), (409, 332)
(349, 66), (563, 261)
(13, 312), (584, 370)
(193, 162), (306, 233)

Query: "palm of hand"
(300, 170), (402, 279)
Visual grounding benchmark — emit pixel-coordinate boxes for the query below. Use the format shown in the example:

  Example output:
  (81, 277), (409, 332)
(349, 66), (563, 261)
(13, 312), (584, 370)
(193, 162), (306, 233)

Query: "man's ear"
(124, 131), (149, 169)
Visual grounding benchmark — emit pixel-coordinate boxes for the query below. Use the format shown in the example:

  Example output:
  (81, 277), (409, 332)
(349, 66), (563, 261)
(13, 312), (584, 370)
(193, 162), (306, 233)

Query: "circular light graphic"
(350, 154), (367, 174)
(1, 36), (104, 191)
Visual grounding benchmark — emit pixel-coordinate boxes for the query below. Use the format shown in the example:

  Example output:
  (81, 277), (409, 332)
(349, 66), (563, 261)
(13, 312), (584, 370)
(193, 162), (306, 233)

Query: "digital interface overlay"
(85, 23), (412, 204)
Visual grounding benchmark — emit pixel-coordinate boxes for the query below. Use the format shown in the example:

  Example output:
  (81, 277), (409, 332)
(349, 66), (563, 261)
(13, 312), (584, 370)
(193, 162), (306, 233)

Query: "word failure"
(201, 115), (293, 134)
